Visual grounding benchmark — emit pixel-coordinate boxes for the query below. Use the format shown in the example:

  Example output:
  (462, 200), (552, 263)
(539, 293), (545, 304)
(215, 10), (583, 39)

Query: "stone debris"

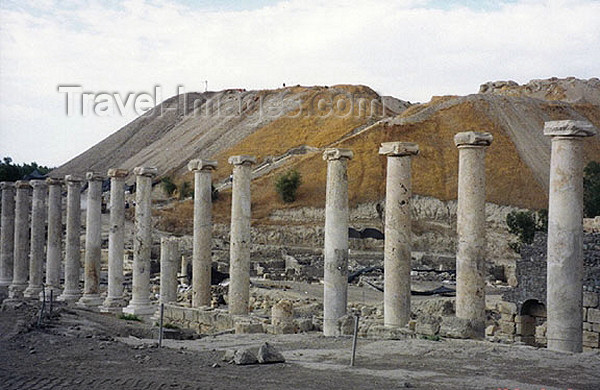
(257, 342), (285, 364)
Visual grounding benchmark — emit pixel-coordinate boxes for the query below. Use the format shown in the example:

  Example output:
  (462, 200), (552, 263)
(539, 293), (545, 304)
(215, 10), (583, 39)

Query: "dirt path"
(1, 303), (599, 390)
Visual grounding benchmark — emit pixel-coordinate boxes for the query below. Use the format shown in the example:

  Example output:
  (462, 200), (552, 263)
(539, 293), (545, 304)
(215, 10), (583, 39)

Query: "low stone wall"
(490, 295), (600, 351)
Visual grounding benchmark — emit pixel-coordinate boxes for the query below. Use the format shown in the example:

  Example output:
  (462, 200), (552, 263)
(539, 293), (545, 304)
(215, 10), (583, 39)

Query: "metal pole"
(158, 303), (164, 348)
(350, 313), (360, 367)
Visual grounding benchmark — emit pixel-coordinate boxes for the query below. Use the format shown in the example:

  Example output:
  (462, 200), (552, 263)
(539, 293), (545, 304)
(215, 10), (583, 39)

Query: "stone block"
(583, 292), (599, 308)
(498, 301), (517, 315)
(440, 317), (481, 339)
(583, 322), (592, 331)
(408, 320), (417, 332)
(415, 316), (440, 336)
(500, 321), (516, 335)
(295, 318), (313, 333)
(583, 307), (587, 322)
(257, 342), (285, 364)
(535, 323), (547, 338)
(366, 325), (413, 340)
(234, 321), (264, 334)
(588, 308), (600, 324)
(234, 349), (258, 365)
(593, 323), (600, 333)
(500, 313), (515, 322)
(339, 315), (355, 336)
(485, 324), (496, 337)
(583, 331), (599, 348)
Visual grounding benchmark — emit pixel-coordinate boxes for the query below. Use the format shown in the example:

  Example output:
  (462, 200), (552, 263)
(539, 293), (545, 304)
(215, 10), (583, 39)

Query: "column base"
(0, 278), (13, 288)
(57, 289), (82, 303)
(40, 286), (62, 302)
(23, 286), (44, 299)
(7, 283), (28, 301)
(76, 294), (104, 309)
(100, 297), (126, 313)
(123, 302), (156, 316)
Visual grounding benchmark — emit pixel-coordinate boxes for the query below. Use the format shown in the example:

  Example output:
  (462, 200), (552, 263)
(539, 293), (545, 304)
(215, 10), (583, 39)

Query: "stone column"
(8, 181), (31, 300)
(454, 131), (493, 336)
(159, 237), (179, 304)
(322, 148), (353, 336)
(58, 175), (82, 302)
(24, 180), (47, 299)
(545, 120), (597, 353)
(77, 172), (104, 308)
(379, 142), (419, 327)
(227, 155), (256, 315)
(123, 167), (157, 315)
(101, 169), (128, 312)
(188, 159), (217, 307)
(43, 178), (63, 299)
(0, 182), (16, 291)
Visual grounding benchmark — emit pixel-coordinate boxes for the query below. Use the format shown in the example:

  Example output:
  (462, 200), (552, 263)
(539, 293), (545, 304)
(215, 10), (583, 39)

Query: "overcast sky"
(1, 0), (599, 167)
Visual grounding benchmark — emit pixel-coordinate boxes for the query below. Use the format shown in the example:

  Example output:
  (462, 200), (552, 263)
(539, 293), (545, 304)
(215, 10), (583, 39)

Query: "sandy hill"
(52, 78), (600, 222)
(50, 85), (406, 182)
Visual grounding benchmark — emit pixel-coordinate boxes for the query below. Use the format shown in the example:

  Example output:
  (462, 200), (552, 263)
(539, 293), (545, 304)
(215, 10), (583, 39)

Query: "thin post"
(350, 313), (360, 367)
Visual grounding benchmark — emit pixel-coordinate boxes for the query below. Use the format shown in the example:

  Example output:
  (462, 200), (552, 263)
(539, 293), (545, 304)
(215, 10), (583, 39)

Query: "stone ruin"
(0, 120), (597, 354)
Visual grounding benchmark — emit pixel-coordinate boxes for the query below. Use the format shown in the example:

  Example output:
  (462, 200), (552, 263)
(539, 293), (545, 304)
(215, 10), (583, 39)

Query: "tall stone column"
(454, 131), (493, 336)
(0, 182), (16, 291)
(43, 178), (63, 299)
(159, 237), (179, 304)
(101, 169), (128, 312)
(322, 148), (353, 336)
(227, 155), (256, 315)
(188, 159), (217, 307)
(58, 175), (82, 302)
(379, 142), (419, 327)
(545, 120), (597, 353)
(123, 167), (157, 315)
(24, 180), (47, 299)
(77, 172), (104, 308)
(8, 181), (31, 300)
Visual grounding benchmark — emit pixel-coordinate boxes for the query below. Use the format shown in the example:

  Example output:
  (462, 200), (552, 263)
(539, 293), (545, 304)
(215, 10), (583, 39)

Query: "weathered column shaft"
(189, 159), (217, 307)
(160, 237), (179, 304)
(44, 179), (63, 298)
(380, 142), (419, 327)
(102, 169), (128, 311)
(0, 182), (16, 288)
(8, 181), (31, 300)
(24, 180), (47, 299)
(323, 148), (353, 336)
(228, 155), (256, 315)
(123, 167), (157, 315)
(78, 173), (104, 307)
(545, 120), (597, 353)
(454, 131), (493, 334)
(59, 176), (82, 302)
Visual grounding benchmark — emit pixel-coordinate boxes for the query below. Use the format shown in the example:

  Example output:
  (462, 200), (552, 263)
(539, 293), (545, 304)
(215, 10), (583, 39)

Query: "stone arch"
(518, 299), (547, 346)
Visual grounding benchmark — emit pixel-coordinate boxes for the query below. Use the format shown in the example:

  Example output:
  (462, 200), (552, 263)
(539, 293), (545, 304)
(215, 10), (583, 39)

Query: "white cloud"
(0, 0), (599, 165)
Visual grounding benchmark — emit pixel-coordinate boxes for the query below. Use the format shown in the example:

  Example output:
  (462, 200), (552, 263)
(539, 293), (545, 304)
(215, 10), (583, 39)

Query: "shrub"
(161, 177), (177, 197)
(178, 181), (193, 200)
(119, 313), (141, 322)
(275, 169), (302, 203)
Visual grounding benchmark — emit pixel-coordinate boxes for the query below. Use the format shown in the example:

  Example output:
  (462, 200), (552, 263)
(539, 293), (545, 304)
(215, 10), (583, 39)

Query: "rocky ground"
(1, 299), (599, 390)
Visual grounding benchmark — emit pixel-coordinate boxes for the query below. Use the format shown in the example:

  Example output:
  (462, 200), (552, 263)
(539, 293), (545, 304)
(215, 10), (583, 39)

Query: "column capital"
(65, 175), (83, 183)
(30, 179), (47, 189)
(15, 180), (31, 189)
(379, 142), (419, 157)
(544, 120), (597, 138)
(454, 132), (493, 147)
(107, 168), (129, 178)
(228, 155), (256, 166)
(133, 166), (158, 177)
(85, 172), (104, 182)
(46, 178), (64, 186)
(322, 148), (353, 161)
(188, 159), (218, 171)
(0, 181), (15, 190)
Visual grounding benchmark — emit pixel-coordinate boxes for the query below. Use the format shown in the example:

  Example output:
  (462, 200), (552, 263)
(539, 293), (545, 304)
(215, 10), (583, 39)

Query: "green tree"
(0, 156), (52, 181)
(506, 209), (548, 253)
(584, 161), (600, 218)
(275, 169), (302, 203)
